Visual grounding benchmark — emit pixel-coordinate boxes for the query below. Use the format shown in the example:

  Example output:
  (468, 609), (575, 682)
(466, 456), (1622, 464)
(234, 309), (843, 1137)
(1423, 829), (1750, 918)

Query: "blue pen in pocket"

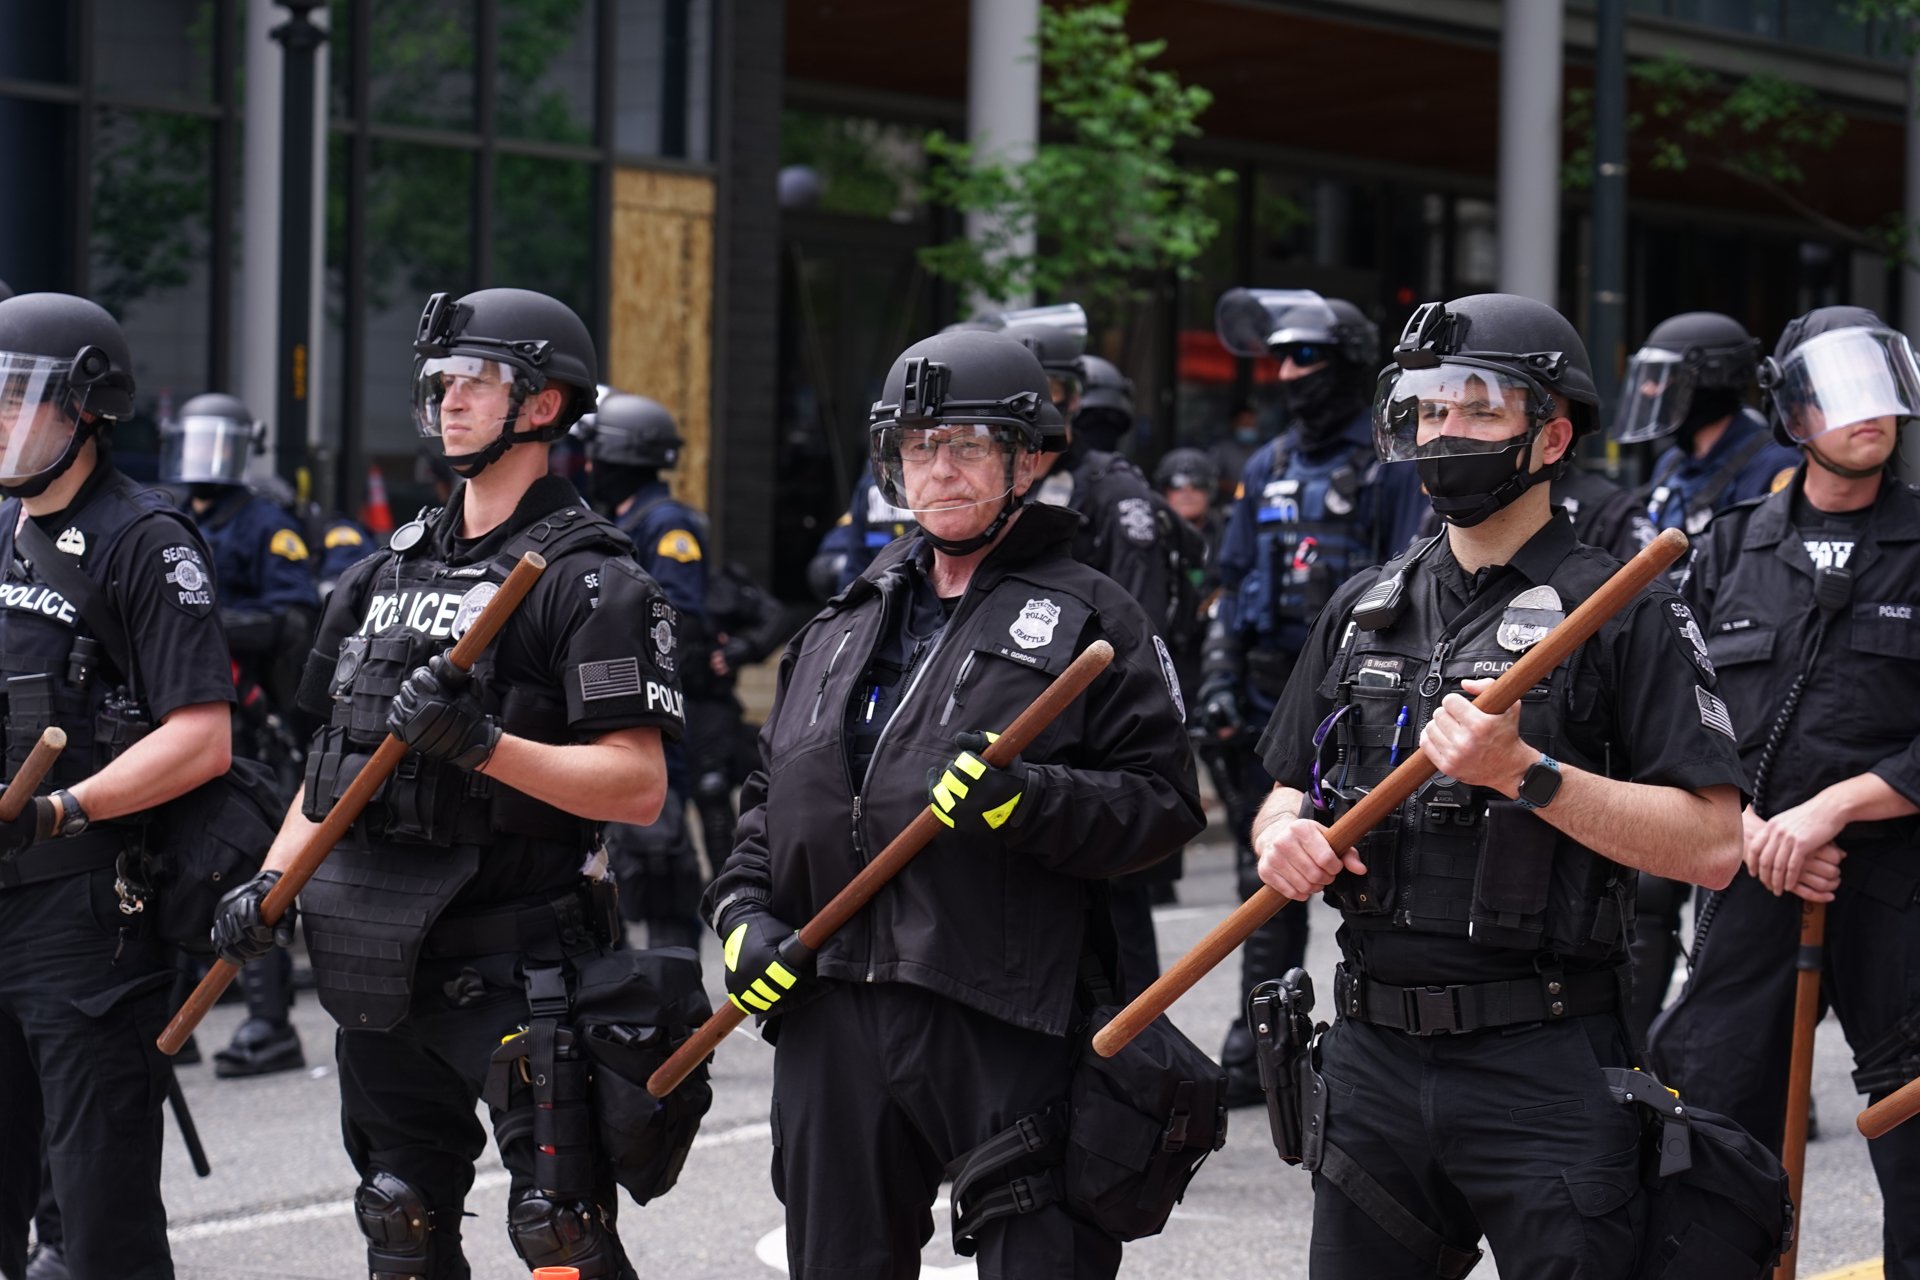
(1389, 704), (1409, 765)
(865, 685), (879, 724)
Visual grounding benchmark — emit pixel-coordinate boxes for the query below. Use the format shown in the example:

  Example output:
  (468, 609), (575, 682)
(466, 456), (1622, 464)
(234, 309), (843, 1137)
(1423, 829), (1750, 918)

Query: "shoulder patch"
(1663, 598), (1716, 681)
(324, 524), (365, 549)
(1769, 467), (1796, 494)
(1115, 497), (1157, 546)
(158, 543), (215, 616)
(269, 528), (310, 562)
(656, 529), (702, 564)
(1153, 634), (1185, 722)
(1696, 685), (1735, 738)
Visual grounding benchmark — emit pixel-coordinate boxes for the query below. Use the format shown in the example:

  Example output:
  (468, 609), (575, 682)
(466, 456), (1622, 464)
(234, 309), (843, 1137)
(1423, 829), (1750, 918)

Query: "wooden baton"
(646, 638), (1117, 1098)
(157, 552), (549, 1055)
(1092, 527), (1692, 1059)
(1858, 1064), (1920, 1139)
(1775, 899), (1826, 1280)
(0, 727), (66, 823)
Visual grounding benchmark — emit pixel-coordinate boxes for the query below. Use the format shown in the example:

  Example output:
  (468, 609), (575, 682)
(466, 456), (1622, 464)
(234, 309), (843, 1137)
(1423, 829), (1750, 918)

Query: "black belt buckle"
(1409, 984), (1463, 1035)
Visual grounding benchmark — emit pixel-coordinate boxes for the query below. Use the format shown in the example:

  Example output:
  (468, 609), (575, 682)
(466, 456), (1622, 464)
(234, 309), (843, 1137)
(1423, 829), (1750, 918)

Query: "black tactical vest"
(0, 474), (189, 887)
(1313, 539), (1635, 962)
(299, 503), (630, 1029)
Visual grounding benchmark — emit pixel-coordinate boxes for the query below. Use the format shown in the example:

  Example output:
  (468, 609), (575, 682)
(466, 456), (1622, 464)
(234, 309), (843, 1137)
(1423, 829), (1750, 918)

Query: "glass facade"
(0, 0), (711, 508)
(1610, 0), (1903, 60)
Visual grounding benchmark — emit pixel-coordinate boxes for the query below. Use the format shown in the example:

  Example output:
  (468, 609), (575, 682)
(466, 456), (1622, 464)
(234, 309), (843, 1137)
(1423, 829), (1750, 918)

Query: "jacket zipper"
(1398, 638), (1452, 928)
(810, 629), (853, 725)
(939, 650), (977, 727)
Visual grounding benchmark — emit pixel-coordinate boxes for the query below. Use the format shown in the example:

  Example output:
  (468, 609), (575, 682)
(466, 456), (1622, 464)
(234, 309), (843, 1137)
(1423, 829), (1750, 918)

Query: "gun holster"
(1249, 966), (1326, 1168)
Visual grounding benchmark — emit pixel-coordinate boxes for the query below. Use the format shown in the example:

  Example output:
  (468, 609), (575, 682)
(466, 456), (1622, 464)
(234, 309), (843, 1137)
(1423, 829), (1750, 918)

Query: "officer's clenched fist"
(722, 909), (814, 1016)
(387, 653), (501, 771)
(1252, 788), (1366, 902)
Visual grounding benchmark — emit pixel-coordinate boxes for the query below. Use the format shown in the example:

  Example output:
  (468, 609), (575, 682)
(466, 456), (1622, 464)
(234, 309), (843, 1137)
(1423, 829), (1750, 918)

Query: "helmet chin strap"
(1803, 439), (1885, 481)
(0, 420), (96, 500)
(444, 399), (543, 479)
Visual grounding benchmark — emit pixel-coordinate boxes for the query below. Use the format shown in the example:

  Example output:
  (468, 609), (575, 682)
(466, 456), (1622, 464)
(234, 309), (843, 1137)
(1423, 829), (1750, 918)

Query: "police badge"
(1009, 598), (1062, 650)
(451, 581), (498, 639)
(1497, 585), (1564, 653)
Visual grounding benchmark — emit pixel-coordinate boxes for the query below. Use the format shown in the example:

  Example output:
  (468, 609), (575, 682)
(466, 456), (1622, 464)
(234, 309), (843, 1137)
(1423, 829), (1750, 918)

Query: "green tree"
(918, 0), (1234, 314)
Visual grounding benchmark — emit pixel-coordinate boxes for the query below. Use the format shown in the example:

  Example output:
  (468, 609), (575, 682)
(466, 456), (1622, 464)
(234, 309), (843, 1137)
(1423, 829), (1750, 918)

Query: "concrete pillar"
(238, 0), (329, 484)
(967, 0), (1041, 309)
(1497, 0), (1564, 306)
(1901, 39), (1920, 485)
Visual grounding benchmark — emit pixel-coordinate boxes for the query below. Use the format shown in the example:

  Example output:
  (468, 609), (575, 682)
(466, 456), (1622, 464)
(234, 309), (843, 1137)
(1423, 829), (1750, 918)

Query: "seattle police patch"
(649, 598), (678, 676)
(1665, 599), (1715, 680)
(1116, 498), (1157, 547)
(160, 544), (214, 616)
(1153, 634), (1185, 722)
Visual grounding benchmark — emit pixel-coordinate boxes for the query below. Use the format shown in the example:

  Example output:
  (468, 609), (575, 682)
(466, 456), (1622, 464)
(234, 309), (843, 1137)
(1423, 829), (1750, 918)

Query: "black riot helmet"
(411, 287), (599, 478)
(1613, 312), (1760, 447)
(162, 391), (264, 488)
(0, 292), (136, 498)
(868, 329), (1065, 555)
(1375, 293), (1598, 527)
(1153, 447), (1219, 495)
(975, 302), (1088, 412)
(574, 393), (684, 469)
(1217, 288), (1380, 451)
(1073, 354), (1135, 452)
(1760, 305), (1920, 472)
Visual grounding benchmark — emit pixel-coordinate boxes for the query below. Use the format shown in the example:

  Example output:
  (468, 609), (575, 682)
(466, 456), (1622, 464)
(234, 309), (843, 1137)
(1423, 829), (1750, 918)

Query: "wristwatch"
(50, 788), (90, 837)
(1515, 755), (1562, 812)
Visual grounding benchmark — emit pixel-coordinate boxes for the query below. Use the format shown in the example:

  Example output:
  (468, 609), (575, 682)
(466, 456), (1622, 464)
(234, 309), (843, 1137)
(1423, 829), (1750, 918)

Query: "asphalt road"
(132, 840), (1888, 1279)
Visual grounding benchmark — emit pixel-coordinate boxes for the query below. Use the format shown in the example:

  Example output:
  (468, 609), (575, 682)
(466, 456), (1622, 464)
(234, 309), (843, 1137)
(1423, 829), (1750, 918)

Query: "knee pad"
(693, 767), (732, 806)
(354, 1170), (440, 1279)
(507, 1188), (631, 1279)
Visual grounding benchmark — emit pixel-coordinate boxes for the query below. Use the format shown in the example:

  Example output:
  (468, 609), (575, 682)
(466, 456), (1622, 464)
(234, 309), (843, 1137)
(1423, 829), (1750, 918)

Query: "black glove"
(927, 730), (1030, 833)
(387, 653), (501, 770)
(721, 908), (814, 1016)
(1194, 675), (1244, 736)
(211, 869), (297, 966)
(0, 797), (56, 859)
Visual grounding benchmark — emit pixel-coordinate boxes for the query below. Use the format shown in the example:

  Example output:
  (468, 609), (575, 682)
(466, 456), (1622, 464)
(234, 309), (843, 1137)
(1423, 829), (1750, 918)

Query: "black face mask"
(1416, 432), (1550, 528)
(586, 463), (655, 514)
(1277, 366), (1362, 451)
(188, 482), (233, 504)
(1673, 387), (1743, 455)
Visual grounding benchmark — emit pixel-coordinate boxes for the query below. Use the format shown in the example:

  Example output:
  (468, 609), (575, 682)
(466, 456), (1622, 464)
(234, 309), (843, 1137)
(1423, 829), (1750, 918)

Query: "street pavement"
(135, 840), (1889, 1279)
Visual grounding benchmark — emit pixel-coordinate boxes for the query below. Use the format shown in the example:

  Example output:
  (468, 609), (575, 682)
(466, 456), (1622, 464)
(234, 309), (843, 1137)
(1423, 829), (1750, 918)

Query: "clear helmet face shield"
(0, 353), (88, 486)
(871, 422), (1024, 518)
(1372, 360), (1549, 464)
(1216, 288), (1341, 358)
(1770, 327), (1920, 445)
(1612, 347), (1699, 444)
(161, 415), (259, 485)
(412, 355), (529, 451)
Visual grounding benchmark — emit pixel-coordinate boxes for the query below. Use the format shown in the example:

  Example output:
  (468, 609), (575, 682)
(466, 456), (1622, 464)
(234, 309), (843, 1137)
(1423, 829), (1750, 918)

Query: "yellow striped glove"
(928, 730), (1029, 833)
(722, 910), (812, 1016)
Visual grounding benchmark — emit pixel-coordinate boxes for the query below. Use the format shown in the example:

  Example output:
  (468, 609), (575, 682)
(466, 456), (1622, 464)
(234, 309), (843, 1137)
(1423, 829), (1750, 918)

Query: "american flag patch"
(1695, 686), (1735, 738)
(579, 657), (643, 701)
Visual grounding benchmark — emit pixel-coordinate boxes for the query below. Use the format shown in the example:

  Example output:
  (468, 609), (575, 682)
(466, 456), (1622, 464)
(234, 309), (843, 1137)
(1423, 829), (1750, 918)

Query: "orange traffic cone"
(360, 463), (394, 536)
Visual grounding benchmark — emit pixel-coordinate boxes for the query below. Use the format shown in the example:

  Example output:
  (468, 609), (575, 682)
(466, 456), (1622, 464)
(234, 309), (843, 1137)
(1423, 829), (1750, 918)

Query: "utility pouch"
(146, 755), (280, 954)
(1469, 799), (1557, 947)
(529, 1018), (595, 1194)
(1605, 1067), (1792, 1279)
(1249, 968), (1320, 1165)
(94, 686), (152, 764)
(301, 724), (372, 822)
(1323, 786), (1397, 918)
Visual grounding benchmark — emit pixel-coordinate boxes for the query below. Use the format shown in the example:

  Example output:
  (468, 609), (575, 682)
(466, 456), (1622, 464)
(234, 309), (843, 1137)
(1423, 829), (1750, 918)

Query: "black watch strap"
(51, 788), (89, 837)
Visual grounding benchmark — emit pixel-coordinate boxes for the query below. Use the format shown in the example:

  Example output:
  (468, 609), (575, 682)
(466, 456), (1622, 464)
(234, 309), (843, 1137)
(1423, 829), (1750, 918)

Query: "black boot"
(214, 952), (305, 1078)
(1219, 1018), (1264, 1109)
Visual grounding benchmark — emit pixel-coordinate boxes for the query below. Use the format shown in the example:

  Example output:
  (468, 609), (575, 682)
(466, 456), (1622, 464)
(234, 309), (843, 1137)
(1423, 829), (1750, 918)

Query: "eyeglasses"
(1274, 343), (1327, 368)
(897, 432), (1002, 465)
(1308, 704), (1352, 810)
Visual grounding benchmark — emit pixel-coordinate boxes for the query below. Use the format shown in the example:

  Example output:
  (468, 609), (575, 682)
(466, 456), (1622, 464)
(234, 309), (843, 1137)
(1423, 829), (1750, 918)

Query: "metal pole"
(270, 1), (327, 489)
(1498, 0), (1564, 305)
(967, 0), (1041, 310)
(1591, 0), (1627, 433)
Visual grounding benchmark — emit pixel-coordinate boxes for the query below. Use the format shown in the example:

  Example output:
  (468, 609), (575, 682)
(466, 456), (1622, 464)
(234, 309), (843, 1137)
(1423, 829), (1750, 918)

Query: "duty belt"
(1334, 962), (1617, 1035)
(0, 828), (128, 890)
(422, 883), (609, 959)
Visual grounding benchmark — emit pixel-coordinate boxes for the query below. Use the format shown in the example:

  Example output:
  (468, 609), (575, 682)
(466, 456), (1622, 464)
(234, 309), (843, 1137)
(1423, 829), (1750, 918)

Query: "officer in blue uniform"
(1197, 288), (1429, 1104)
(807, 462), (918, 602)
(1610, 311), (1800, 1043)
(575, 392), (711, 952)
(1617, 312), (1800, 539)
(0, 293), (237, 1280)
(161, 392), (318, 1080)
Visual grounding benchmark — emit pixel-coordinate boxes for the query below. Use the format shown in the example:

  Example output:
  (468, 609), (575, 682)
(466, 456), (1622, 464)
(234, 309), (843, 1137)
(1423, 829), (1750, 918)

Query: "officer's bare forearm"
(69, 701), (231, 823)
(479, 725), (665, 825)
(1531, 768), (1742, 889)
(1822, 771), (1920, 827)
(262, 786), (323, 875)
(1251, 784), (1308, 852)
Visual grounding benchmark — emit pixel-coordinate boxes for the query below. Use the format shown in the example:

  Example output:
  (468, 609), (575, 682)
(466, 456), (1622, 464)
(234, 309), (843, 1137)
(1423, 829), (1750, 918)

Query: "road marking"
(1807, 1263), (1882, 1280)
(166, 1119), (774, 1241)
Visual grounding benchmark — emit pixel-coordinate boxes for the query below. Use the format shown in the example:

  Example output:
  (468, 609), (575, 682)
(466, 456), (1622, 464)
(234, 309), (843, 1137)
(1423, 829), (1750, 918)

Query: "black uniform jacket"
(706, 502), (1205, 1036)
(1686, 467), (1920, 903)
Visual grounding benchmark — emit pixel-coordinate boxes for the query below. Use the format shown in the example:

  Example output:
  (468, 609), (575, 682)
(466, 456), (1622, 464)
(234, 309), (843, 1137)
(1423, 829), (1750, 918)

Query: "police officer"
(705, 328), (1203, 1277)
(1199, 287), (1428, 1105)
(1647, 306), (1920, 1277)
(0, 293), (237, 1280)
(1251, 292), (1747, 1274)
(1617, 311), (1799, 537)
(807, 461), (919, 602)
(1207, 401), (1263, 504)
(211, 288), (683, 1280)
(161, 392), (318, 1079)
(574, 392), (708, 951)
(1610, 311), (1797, 1044)
(1073, 355), (1135, 456)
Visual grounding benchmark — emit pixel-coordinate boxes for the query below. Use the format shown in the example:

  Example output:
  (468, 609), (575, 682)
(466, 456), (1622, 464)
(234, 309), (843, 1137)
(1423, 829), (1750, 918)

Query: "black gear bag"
(1605, 1067), (1793, 1279)
(949, 1005), (1228, 1249)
